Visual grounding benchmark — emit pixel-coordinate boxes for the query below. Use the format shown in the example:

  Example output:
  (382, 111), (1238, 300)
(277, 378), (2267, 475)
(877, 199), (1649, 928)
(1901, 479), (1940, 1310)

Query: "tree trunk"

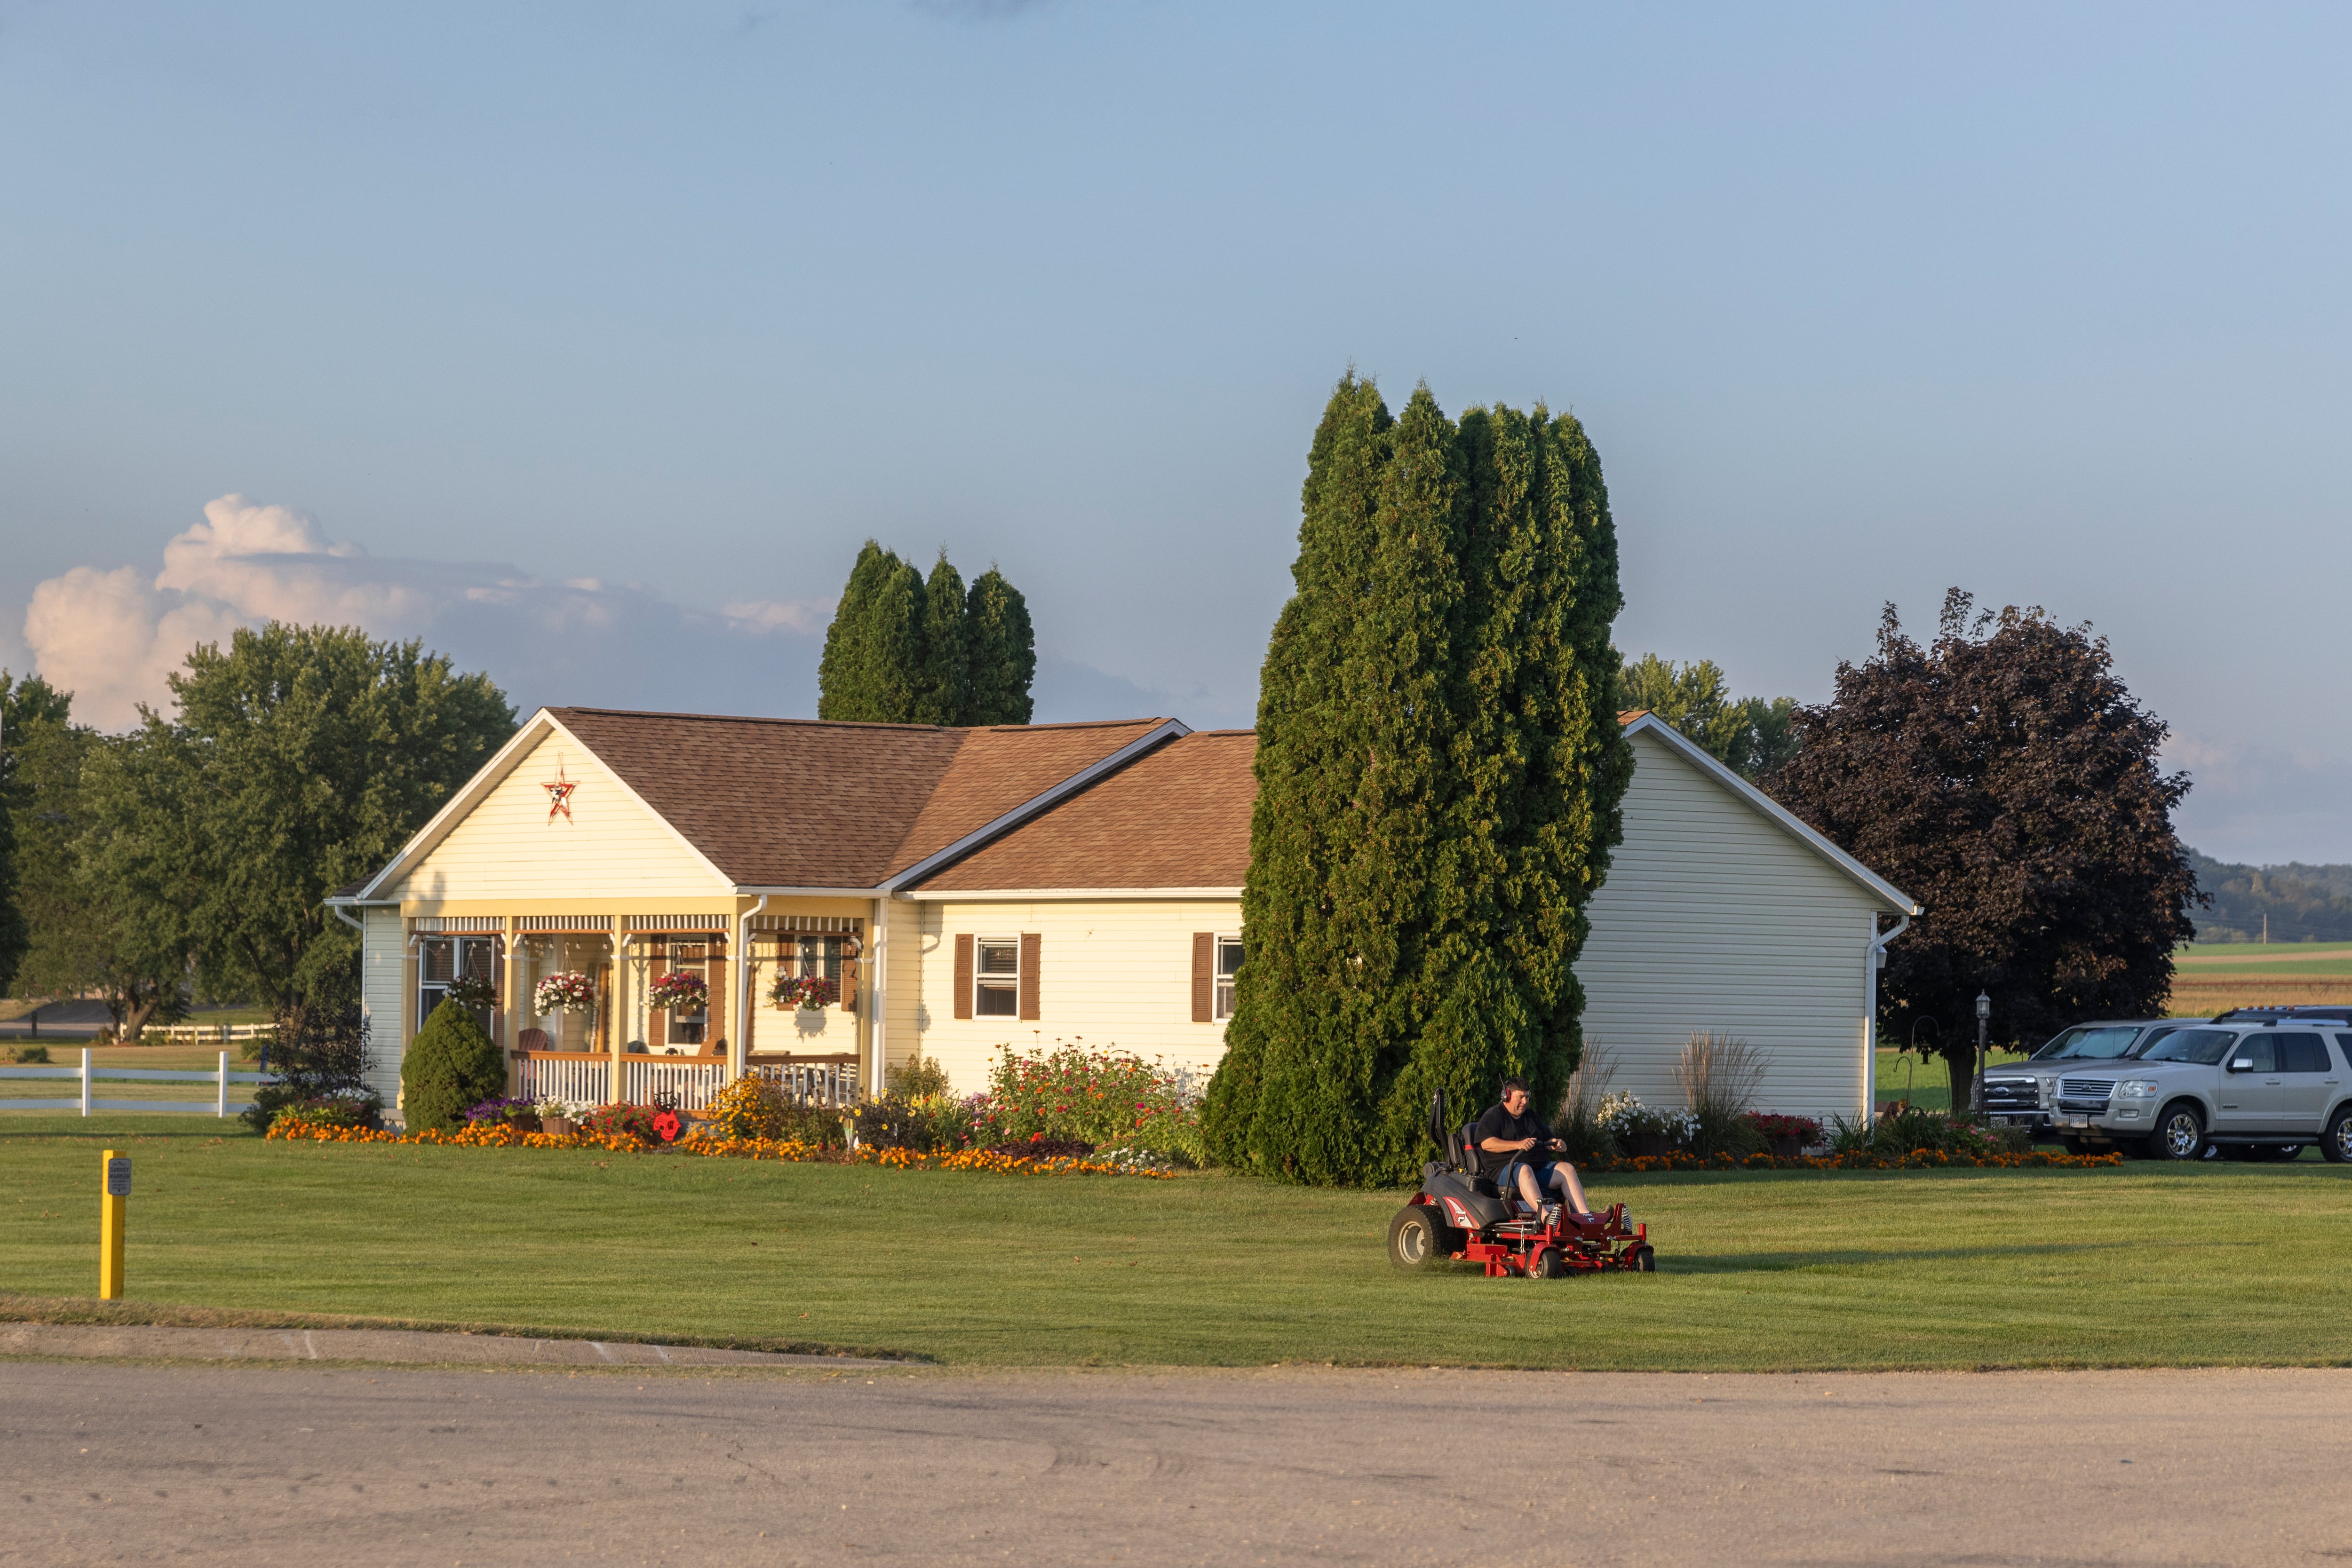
(1946, 1048), (1975, 1114)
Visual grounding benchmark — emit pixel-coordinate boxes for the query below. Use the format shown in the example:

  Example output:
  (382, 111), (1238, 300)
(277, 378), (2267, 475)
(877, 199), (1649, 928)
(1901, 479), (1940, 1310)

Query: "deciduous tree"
(1767, 591), (2197, 1108)
(1621, 654), (1800, 780)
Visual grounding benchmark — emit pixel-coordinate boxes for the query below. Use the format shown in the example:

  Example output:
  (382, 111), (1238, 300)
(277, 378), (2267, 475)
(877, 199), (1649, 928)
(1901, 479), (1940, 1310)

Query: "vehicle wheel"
(2150, 1103), (2207, 1162)
(2258, 1143), (2304, 1162)
(2061, 1136), (2089, 1156)
(2324, 1109), (2352, 1164)
(1627, 1245), (1656, 1273)
(1387, 1205), (1454, 1270)
(1527, 1247), (1564, 1280)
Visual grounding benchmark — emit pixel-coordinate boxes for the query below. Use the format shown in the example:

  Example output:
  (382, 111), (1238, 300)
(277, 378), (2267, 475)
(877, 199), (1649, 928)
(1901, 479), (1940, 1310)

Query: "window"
(975, 938), (1020, 1018)
(2141, 1029), (2236, 1065)
(2233, 1036), (2277, 1073)
(1215, 936), (1244, 1022)
(2276, 1033), (2328, 1073)
(663, 941), (710, 1046)
(420, 936), (495, 1036)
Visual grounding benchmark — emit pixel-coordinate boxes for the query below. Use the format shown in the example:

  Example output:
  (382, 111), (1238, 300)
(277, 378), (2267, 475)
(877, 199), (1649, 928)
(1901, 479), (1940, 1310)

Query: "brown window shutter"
(1192, 933), (1214, 1023)
(953, 934), (974, 1021)
(708, 952), (727, 1041)
(841, 957), (859, 1015)
(1018, 932), (1041, 1021)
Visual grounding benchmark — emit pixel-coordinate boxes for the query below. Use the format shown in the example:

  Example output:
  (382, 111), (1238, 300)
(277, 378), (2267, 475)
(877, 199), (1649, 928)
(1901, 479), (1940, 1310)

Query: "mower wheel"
(1528, 1247), (1564, 1280)
(2323, 1108), (2352, 1164)
(1387, 1205), (1455, 1270)
(1627, 1245), (1656, 1273)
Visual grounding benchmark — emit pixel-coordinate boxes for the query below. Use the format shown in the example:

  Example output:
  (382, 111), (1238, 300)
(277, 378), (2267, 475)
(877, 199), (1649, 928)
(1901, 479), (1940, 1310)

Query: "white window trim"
(974, 934), (1021, 1020)
(1213, 933), (1243, 1023)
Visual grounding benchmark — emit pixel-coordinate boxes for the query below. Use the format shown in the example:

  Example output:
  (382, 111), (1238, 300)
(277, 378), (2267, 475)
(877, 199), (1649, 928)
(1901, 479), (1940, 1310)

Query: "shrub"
(1831, 1105), (2008, 1160)
(701, 1074), (791, 1141)
(1676, 1031), (1768, 1156)
(11, 1044), (50, 1064)
(853, 1091), (983, 1153)
(1554, 1043), (1621, 1164)
(1108, 1109), (1209, 1168)
(397, 1000), (506, 1132)
(1743, 1112), (1824, 1148)
(886, 1053), (954, 1099)
(246, 1003), (375, 1134)
(986, 1042), (1200, 1150)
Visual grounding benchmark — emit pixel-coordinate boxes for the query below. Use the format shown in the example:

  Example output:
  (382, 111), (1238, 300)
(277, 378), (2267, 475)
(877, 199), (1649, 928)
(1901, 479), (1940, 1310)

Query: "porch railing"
(512, 1051), (861, 1113)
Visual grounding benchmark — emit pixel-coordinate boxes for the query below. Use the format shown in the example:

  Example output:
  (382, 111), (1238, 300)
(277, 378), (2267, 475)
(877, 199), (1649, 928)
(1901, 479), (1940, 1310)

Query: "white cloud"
(2163, 732), (2352, 865)
(19, 494), (835, 728)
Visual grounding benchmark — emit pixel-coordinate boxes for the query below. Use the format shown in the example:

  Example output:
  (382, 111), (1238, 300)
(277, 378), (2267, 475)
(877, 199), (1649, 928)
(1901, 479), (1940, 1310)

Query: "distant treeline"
(2189, 849), (2352, 943)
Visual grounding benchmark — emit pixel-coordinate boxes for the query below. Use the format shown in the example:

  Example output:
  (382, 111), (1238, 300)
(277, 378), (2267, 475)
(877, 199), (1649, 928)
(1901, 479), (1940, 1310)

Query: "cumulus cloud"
(20, 495), (835, 728)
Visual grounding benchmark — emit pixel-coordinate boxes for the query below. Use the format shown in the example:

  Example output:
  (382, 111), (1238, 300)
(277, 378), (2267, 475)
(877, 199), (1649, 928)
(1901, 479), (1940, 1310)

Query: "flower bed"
(1580, 1146), (2123, 1174)
(264, 1116), (1171, 1175)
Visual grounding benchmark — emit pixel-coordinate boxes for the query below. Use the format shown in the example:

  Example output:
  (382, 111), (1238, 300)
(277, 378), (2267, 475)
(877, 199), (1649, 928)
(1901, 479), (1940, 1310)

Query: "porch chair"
(517, 1028), (550, 1053)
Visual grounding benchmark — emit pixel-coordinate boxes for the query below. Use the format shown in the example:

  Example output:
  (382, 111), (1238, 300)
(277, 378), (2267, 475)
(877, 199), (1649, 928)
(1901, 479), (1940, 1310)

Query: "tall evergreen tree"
(815, 544), (1037, 725)
(817, 541), (903, 722)
(1204, 377), (1631, 1186)
(911, 553), (969, 726)
(964, 568), (1036, 725)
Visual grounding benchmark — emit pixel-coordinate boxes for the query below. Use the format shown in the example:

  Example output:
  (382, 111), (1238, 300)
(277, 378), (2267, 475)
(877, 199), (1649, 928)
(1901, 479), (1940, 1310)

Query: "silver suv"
(1982, 1019), (2188, 1134)
(2052, 1014), (2352, 1161)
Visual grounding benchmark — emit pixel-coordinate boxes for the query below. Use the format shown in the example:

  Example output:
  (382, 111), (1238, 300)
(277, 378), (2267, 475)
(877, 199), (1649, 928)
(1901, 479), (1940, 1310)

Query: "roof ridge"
(548, 706), (1174, 735)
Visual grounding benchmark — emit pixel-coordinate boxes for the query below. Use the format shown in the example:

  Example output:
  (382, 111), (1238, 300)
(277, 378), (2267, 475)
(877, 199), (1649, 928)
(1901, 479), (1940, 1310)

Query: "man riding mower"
(1388, 1082), (1654, 1278)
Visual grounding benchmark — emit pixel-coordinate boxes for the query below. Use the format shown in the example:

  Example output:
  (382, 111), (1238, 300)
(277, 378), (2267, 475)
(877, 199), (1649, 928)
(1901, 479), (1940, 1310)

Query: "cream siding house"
(328, 705), (1912, 1128)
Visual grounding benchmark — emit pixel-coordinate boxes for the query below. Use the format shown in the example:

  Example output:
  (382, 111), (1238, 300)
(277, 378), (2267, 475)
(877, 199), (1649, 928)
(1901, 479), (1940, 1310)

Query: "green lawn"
(1873, 1047), (2030, 1112)
(5, 1112), (2350, 1371)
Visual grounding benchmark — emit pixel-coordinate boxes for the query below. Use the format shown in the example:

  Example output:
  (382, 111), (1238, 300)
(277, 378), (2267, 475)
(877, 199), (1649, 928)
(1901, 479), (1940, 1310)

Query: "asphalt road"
(7, 1361), (2352, 1566)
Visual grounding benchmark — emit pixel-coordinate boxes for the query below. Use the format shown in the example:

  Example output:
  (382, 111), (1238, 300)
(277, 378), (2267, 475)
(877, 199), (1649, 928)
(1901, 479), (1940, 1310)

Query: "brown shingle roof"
(914, 731), (1256, 891)
(546, 708), (1174, 888)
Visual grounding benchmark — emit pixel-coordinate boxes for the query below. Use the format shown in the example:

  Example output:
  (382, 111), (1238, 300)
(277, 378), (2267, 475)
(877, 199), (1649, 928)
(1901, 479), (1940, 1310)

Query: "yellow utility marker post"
(99, 1150), (130, 1300)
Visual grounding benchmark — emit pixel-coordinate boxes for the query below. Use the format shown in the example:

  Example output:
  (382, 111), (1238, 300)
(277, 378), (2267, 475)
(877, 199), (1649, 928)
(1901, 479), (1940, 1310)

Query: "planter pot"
(1769, 1134), (1803, 1160)
(1630, 1132), (1671, 1159)
(541, 1116), (575, 1138)
(507, 1114), (543, 1135)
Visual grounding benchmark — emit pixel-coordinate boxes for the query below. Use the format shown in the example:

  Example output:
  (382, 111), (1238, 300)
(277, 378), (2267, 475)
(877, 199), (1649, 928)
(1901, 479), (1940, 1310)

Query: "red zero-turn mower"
(1388, 1091), (1654, 1278)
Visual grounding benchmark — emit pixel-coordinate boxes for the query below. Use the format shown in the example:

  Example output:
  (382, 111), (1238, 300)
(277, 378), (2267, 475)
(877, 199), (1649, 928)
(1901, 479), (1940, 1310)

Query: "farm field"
(5, 1113), (2350, 1371)
(2169, 942), (2352, 1014)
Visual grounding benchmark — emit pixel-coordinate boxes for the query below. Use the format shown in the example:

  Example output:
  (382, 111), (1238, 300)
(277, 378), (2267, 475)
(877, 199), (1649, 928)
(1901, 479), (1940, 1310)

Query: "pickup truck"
(1979, 1019), (2189, 1137)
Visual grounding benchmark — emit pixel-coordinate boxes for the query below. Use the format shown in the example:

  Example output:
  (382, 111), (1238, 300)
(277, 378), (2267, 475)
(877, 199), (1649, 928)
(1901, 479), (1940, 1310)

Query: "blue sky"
(3, 2), (2348, 861)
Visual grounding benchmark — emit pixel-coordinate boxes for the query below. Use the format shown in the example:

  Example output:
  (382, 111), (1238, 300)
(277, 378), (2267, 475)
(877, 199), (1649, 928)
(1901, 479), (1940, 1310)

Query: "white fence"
(141, 1022), (275, 1046)
(513, 1055), (612, 1108)
(622, 1058), (730, 1111)
(0, 1050), (269, 1116)
(750, 1060), (861, 1108)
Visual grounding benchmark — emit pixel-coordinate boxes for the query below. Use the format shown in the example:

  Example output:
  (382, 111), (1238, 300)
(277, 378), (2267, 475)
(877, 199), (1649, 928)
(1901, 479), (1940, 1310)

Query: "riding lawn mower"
(1387, 1091), (1655, 1278)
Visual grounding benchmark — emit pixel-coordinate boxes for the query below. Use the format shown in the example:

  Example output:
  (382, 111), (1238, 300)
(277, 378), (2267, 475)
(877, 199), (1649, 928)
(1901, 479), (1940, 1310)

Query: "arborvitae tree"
(911, 553), (969, 726)
(816, 542), (903, 722)
(816, 544), (1037, 725)
(1204, 377), (1632, 1186)
(964, 568), (1036, 725)
(398, 998), (505, 1132)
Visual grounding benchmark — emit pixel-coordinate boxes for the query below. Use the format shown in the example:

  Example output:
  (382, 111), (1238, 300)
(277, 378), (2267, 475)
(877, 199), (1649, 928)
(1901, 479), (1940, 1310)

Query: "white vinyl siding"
(384, 729), (727, 906)
(1575, 726), (1890, 1128)
(360, 905), (406, 1112)
(889, 898), (1242, 1095)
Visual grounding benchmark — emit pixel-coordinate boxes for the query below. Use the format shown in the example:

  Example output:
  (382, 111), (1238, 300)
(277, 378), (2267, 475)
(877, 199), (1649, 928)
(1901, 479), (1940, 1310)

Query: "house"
(327, 705), (1915, 1128)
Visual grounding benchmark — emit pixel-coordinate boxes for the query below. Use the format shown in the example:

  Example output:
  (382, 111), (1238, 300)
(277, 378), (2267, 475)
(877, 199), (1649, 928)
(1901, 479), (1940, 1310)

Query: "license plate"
(2069, 1118), (2090, 1129)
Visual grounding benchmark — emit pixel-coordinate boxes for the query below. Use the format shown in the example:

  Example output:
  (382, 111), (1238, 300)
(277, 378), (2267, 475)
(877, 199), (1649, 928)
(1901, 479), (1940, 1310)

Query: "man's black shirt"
(1472, 1103), (1552, 1179)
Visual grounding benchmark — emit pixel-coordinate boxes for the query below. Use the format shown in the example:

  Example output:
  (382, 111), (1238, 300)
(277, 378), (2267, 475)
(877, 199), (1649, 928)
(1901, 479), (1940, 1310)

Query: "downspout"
(869, 896), (888, 1102)
(1865, 913), (1913, 1121)
(733, 895), (767, 1081)
(329, 904), (367, 1088)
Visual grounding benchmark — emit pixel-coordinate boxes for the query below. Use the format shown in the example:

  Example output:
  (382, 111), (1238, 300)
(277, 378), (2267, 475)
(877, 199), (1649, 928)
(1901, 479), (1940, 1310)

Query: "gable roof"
(910, 731), (1255, 895)
(343, 708), (1185, 901)
(1618, 711), (1920, 914)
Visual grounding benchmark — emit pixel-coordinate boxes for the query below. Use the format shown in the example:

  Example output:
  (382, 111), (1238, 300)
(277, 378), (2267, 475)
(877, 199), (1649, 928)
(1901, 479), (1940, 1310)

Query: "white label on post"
(105, 1158), (131, 1197)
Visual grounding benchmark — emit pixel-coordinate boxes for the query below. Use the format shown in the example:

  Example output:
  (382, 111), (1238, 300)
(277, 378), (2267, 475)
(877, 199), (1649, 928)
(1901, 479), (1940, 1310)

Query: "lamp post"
(1973, 991), (1991, 1117)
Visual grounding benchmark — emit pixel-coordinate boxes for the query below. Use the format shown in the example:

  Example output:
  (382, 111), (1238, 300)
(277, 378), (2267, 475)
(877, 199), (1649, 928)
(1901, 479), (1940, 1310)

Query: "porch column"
(609, 913), (628, 1104)
(503, 919), (524, 1096)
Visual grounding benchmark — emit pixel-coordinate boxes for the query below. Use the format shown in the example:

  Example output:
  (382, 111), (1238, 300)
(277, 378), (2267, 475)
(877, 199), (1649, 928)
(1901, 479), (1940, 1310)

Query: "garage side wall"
(1576, 727), (1885, 1128)
(888, 897), (1245, 1097)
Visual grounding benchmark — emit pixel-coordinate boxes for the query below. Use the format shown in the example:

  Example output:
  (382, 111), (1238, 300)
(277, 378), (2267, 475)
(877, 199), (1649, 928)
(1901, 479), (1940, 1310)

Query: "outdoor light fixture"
(1973, 991), (1992, 1117)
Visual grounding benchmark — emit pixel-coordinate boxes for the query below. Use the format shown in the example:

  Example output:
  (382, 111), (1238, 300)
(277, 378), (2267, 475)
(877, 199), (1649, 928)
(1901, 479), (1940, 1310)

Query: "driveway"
(6, 1361), (2348, 1566)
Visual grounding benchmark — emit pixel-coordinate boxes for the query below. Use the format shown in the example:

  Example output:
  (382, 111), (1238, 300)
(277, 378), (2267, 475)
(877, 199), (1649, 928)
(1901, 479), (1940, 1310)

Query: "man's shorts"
(1495, 1158), (1555, 1209)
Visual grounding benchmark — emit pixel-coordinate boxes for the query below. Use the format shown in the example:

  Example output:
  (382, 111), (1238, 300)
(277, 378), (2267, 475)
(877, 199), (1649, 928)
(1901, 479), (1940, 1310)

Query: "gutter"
(732, 895), (767, 1078)
(1864, 913), (1914, 1120)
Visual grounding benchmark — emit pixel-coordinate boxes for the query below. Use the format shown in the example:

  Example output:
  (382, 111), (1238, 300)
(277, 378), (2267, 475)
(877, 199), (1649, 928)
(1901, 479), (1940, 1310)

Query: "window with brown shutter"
(1018, 932), (1041, 1021)
(953, 934), (974, 1021)
(1192, 933), (1214, 1022)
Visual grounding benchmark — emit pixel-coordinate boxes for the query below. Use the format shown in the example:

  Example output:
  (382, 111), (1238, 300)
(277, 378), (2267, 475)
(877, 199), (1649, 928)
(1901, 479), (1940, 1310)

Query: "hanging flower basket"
(769, 974), (838, 1012)
(533, 972), (599, 1014)
(648, 972), (708, 1011)
(445, 976), (498, 1010)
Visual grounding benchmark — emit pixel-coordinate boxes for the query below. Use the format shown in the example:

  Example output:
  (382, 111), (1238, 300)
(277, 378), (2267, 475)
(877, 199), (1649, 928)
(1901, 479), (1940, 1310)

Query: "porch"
(512, 1051), (863, 1113)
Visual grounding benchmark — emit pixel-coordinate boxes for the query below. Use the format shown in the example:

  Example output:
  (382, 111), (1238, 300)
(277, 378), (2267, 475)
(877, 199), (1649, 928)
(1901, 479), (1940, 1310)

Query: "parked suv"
(1981, 1019), (2190, 1135)
(2050, 1012), (2352, 1161)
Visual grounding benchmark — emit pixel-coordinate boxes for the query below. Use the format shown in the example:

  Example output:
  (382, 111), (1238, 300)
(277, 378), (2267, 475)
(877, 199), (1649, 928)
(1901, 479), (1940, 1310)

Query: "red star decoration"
(543, 761), (578, 824)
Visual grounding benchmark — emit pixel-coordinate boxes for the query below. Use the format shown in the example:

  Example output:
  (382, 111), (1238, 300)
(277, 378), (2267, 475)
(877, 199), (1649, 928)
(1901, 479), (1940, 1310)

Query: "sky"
(3, 2), (2348, 863)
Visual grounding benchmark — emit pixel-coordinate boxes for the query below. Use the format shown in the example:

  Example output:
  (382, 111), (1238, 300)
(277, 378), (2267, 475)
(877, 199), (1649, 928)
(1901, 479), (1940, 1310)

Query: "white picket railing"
(513, 1054), (612, 1108)
(623, 1058), (730, 1111)
(141, 1022), (275, 1046)
(0, 1049), (269, 1116)
(750, 1060), (861, 1109)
